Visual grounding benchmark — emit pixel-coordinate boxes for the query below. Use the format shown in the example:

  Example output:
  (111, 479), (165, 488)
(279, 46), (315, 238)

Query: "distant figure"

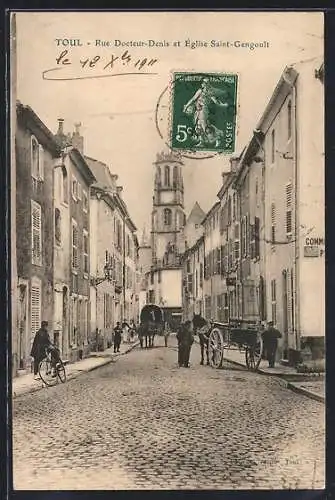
(122, 319), (130, 343)
(164, 322), (170, 347)
(30, 321), (58, 380)
(114, 322), (122, 353)
(176, 321), (194, 368)
(129, 319), (136, 341)
(262, 321), (282, 368)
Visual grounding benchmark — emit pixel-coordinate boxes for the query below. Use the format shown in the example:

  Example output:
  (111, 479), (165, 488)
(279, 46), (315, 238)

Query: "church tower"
(147, 151), (185, 330)
(151, 151), (185, 266)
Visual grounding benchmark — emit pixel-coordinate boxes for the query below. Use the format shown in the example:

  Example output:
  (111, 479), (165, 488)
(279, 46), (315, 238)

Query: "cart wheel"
(208, 328), (224, 368)
(245, 335), (263, 370)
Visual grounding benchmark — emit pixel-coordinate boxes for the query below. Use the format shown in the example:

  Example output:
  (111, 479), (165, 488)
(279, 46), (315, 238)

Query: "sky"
(14, 11), (323, 235)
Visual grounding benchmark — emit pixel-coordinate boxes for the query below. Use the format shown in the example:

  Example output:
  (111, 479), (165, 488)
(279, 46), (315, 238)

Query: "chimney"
(229, 156), (240, 172)
(72, 122), (84, 154)
(57, 118), (64, 135)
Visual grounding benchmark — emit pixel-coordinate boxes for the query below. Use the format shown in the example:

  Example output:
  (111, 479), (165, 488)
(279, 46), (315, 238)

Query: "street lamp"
(90, 261), (115, 287)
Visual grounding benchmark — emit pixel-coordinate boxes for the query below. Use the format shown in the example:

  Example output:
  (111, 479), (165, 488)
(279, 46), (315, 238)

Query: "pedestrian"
(129, 319), (136, 341)
(163, 321), (170, 347)
(30, 321), (58, 380)
(114, 322), (122, 353)
(122, 319), (130, 343)
(176, 320), (194, 368)
(261, 321), (282, 368)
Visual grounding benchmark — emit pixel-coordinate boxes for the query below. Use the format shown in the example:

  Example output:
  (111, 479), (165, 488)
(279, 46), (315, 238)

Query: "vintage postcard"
(10, 11), (325, 491)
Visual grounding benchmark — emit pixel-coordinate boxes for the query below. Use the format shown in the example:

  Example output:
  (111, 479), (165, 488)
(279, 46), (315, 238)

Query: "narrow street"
(13, 336), (325, 490)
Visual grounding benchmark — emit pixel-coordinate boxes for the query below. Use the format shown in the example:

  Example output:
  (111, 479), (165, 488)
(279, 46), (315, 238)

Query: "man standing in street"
(176, 320), (194, 368)
(114, 322), (122, 353)
(262, 321), (282, 368)
(163, 321), (170, 347)
(30, 321), (57, 380)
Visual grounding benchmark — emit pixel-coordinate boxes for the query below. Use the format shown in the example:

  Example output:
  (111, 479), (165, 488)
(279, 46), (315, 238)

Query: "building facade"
(86, 156), (139, 348)
(54, 121), (96, 362)
(182, 202), (206, 320)
(180, 57), (324, 363)
(15, 103), (60, 372)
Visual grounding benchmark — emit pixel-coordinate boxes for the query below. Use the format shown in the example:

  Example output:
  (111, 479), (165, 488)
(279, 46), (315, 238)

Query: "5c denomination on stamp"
(170, 72), (238, 154)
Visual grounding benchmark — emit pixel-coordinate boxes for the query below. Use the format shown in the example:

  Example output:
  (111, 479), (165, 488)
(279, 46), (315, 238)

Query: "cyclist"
(30, 321), (59, 380)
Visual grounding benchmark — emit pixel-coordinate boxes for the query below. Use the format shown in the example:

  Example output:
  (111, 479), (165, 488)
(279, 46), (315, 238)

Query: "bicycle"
(38, 346), (66, 386)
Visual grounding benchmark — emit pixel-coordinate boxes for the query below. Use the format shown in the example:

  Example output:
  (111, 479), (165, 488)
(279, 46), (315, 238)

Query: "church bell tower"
(151, 151), (185, 266)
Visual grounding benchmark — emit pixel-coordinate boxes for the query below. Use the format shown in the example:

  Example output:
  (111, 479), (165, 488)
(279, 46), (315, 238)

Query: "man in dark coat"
(30, 321), (57, 380)
(176, 321), (194, 368)
(114, 322), (122, 353)
(262, 321), (282, 368)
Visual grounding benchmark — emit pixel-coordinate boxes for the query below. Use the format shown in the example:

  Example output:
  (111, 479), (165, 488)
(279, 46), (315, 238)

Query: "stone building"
(15, 103), (60, 372)
(85, 157), (138, 347)
(250, 58), (324, 361)
(180, 57), (324, 364)
(147, 151), (185, 330)
(54, 121), (96, 362)
(182, 202), (206, 320)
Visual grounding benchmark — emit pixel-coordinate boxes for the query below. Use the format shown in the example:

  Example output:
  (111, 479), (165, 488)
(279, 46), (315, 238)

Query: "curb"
(222, 355), (325, 403)
(13, 341), (140, 399)
(286, 382), (325, 404)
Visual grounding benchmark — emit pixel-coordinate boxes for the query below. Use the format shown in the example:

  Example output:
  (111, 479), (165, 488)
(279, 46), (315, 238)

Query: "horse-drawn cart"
(207, 319), (263, 370)
(138, 304), (165, 348)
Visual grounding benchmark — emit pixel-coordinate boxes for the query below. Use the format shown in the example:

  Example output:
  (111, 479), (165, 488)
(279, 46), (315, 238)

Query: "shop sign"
(304, 236), (325, 258)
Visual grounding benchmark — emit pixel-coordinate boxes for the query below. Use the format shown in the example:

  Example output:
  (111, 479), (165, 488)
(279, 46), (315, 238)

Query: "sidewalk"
(222, 348), (325, 403)
(12, 340), (139, 399)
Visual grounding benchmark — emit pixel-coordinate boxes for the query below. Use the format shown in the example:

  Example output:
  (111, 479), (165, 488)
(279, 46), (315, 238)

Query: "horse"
(137, 322), (155, 349)
(192, 313), (212, 365)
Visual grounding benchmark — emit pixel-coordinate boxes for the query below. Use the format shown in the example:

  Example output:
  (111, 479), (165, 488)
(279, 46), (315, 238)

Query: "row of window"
(30, 277), (89, 349)
(193, 270), (293, 327)
(34, 135), (89, 213)
(156, 164), (179, 187)
(113, 219), (134, 258)
(185, 217), (261, 282)
(32, 199), (89, 274)
(72, 220), (89, 273)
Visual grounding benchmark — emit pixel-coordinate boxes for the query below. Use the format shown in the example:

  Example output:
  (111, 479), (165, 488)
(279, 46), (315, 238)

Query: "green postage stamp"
(170, 72), (238, 154)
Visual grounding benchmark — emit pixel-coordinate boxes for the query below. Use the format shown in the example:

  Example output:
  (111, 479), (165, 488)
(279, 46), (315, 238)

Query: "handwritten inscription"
(43, 49), (159, 81)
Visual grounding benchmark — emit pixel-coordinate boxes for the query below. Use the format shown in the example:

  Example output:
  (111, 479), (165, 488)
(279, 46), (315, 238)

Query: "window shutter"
(31, 280), (41, 337)
(271, 203), (276, 244)
(72, 221), (78, 268)
(31, 201), (42, 265)
(286, 183), (293, 235)
(250, 223), (255, 259)
(255, 217), (260, 258)
(38, 144), (44, 179)
(246, 214), (249, 256)
(234, 223), (240, 262)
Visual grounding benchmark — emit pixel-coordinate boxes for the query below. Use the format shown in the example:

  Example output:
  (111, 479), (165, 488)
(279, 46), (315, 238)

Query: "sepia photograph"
(10, 10), (325, 490)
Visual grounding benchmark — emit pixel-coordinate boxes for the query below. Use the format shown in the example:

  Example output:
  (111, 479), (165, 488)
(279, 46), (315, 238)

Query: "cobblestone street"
(12, 336), (325, 490)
